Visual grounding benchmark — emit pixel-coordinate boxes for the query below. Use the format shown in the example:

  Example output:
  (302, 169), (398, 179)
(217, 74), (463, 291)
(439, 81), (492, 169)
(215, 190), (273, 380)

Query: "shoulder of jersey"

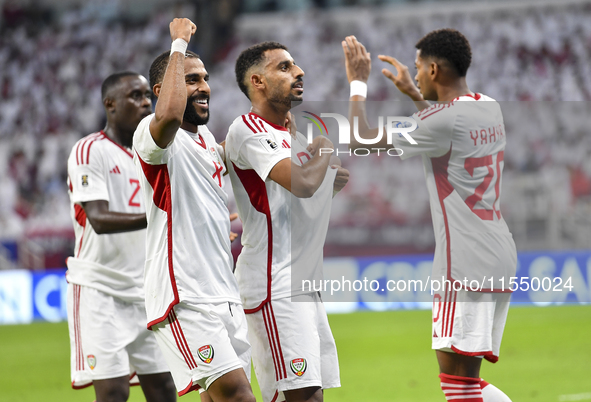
(415, 93), (493, 121)
(70, 131), (107, 166)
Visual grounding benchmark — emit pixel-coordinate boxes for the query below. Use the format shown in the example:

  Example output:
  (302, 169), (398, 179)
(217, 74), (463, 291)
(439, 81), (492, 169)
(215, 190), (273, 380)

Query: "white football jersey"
(66, 131), (145, 302)
(133, 114), (241, 328)
(226, 113), (337, 312)
(393, 93), (517, 291)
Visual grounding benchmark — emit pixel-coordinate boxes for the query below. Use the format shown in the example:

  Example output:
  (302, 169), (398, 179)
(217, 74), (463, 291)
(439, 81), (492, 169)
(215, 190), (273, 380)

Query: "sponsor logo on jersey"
(81, 175), (89, 187)
(109, 166), (121, 174)
(259, 138), (278, 152)
(281, 139), (290, 149)
(197, 345), (214, 364)
(87, 355), (96, 370)
(290, 358), (307, 376)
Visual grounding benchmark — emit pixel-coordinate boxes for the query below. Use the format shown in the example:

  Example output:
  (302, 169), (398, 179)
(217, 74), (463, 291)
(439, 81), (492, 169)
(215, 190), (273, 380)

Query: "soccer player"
(132, 18), (255, 402)
(342, 31), (515, 402)
(66, 71), (176, 402)
(226, 42), (349, 402)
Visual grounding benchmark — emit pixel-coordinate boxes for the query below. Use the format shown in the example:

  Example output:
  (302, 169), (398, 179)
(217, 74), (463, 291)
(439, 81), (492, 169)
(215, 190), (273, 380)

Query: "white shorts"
(247, 293), (341, 402)
(67, 284), (170, 389)
(432, 288), (511, 363)
(151, 301), (251, 396)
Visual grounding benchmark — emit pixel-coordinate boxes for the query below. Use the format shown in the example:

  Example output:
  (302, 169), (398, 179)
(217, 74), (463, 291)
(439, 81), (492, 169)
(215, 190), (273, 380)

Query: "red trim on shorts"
(136, 152), (179, 329)
(450, 345), (498, 363)
(73, 284), (83, 372)
(178, 381), (201, 396)
(71, 381), (92, 390)
(102, 130), (133, 158)
(270, 390), (279, 402)
(232, 163), (274, 314)
(249, 112), (287, 132)
(262, 303), (287, 381)
(167, 309), (198, 369)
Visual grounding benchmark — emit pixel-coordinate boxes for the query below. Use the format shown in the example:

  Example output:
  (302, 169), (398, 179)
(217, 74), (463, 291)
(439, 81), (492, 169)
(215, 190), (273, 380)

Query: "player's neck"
(250, 103), (287, 128)
(436, 79), (472, 103)
(181, 121), (198, 133)
(104, 125), (133, 149)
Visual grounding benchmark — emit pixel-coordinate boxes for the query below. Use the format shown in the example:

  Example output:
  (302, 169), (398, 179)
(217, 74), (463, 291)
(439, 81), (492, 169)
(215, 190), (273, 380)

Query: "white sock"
(481, 379), (512, 402)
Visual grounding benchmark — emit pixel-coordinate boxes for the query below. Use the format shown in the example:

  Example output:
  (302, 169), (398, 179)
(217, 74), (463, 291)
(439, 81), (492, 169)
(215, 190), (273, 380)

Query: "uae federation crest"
(290, 358), (307, 376)
(198, 345), (214, 364)
(87, 355), (96, 370)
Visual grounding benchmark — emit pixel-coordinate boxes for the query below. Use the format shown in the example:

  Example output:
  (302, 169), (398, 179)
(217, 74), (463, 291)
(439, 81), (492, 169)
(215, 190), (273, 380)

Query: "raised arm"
(149, 18), (197, 148)
(82, 200), (146, 234)
(342, 36), (430, 150)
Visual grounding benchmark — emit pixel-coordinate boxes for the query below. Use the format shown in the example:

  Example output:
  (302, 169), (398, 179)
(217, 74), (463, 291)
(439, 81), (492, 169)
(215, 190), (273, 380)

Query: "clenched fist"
(169, 18), (196, 43)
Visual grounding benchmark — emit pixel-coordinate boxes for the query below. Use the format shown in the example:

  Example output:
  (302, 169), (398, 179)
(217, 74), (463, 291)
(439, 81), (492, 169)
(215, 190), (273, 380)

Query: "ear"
(250, 73), (265, 92)
(152, 83), (162, 98)
(429, 61), (439, 80)
(103, 97), (116, 113)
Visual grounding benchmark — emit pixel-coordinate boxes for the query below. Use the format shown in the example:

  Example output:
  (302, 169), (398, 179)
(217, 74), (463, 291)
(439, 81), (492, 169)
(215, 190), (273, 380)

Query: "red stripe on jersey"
(262, 305), (281, 381)
(268, 302), (287, 379)
(102, 131), (133, 158)
(233, 163), (273, 314)
(242, 115), (258, 133)
(137, 153), (179, 329)
(431, 148), (454, 283)
(420, 103), (454, 120)
(249, 112), (288, 132)
(77, 132), (102, 165)
(254, 117), (268, 132)
(249, 114), (264, 132)
(74, 205), (86, 258)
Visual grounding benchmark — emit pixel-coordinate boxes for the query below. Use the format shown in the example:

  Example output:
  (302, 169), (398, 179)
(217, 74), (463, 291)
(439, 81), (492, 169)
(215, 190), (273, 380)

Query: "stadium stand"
(1, 0), (590, 267)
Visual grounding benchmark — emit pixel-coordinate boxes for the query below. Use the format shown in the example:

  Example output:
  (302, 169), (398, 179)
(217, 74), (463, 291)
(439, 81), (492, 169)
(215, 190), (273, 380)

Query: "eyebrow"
(185, 73), (209, 80)
(277, 60), (293, 68)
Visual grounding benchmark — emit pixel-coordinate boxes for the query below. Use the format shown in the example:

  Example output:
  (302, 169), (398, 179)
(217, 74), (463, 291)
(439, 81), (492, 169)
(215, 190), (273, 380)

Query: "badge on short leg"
(290, 358), (307, 376)
(198, 345), (214, 364)
(87, 355), (96, 370)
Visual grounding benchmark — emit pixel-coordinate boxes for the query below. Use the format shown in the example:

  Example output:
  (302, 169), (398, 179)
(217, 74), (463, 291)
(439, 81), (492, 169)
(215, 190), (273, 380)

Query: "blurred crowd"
(1, 0), (590, 264)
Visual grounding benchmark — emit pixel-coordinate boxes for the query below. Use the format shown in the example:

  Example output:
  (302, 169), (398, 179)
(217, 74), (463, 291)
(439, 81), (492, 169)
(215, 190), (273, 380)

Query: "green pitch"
(1, 305), (589, 401)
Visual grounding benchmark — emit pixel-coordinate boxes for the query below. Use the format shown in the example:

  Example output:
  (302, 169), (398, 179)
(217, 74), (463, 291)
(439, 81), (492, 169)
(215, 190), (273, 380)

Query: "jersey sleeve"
(68, 141), (109, 204)
(227, 121), (291, 181)
(133, 114), (173, 165)
(392, 107), (454, 160)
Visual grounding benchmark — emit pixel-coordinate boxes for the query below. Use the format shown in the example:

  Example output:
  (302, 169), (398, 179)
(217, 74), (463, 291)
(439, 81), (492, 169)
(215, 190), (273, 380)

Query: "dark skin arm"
(149, 18), (197, 148)
(82, 200), (146, 235)
(342, 36), (430, 150)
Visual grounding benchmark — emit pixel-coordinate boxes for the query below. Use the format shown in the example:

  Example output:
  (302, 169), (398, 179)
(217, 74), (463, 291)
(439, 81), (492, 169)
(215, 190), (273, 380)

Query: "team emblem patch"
(290, 358), (307, 376)
(87, 355), (96, 370)
(81, 175), (89, 187)
(198, 345), (214, 364)
(259, 138), (278, 152)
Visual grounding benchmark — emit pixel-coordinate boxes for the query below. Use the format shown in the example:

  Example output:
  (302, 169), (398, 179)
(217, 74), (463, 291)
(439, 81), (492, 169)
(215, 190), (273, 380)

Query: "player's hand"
(285, 112), (297, 137)
(170, 18), (197, 43)
(342, 36), (371, 83)
(333, 166), (349, 193)
(307, 135), (333, 156)
(229, 213), (239, 242)
(329, 155), (341, 167)
(378, 55), (423, 100)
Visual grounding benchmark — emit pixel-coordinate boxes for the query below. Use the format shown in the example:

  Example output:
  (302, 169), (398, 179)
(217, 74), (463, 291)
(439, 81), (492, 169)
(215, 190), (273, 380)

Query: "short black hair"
(148, 50), (200, 90)
(415, 29), (471, 77)
(101, 71), (139, 100)
(235, 41), (288, 100)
